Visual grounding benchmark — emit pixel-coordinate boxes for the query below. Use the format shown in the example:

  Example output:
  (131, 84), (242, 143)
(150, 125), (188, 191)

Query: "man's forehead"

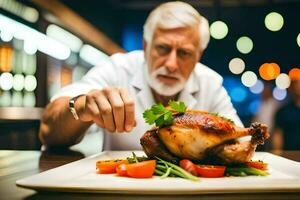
(152, 27), (200, 48)
(154, 26), (198, 36)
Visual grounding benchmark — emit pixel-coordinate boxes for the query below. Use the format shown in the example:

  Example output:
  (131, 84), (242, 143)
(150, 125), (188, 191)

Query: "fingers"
(84, 87), (135, 133)
(120, 88), (135, 132)
(107, 90), (125, 132)
(96, 92), (115, 132)
(84, 93), (104, 128)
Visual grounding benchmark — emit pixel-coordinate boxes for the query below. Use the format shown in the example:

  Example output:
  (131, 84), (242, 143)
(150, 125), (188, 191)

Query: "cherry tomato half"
(126, 160), (156, 178)
(196, 165), (226, 178)
(116, 163), (128, 177)
(245, 161), (268, 170)
(179, 159), (198, 176)
(96, 159), (128, 174)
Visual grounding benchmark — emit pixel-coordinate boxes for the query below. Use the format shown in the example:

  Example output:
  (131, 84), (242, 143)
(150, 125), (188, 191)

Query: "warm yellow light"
(229, 57), (245, 74)
(0, 72), (13, 90)
(210, 21), (228, 40)
(259, 63), (280, 80)
(276, 73), (290, 89)
(24, 75), (37, 92)
(236, 36), (253, 54)
(289, 68), (300, 80)
(11, 91), (23, 106)
(23, 92), (36, 107)
(13, 74), (25, 91)
(241, 71), (257, 87)
(265, 12), (284, 32)
(297, 33), (300, 47)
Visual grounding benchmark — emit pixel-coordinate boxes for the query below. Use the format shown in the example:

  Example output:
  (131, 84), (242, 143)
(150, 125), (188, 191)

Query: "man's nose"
(165, 50), (179, 72)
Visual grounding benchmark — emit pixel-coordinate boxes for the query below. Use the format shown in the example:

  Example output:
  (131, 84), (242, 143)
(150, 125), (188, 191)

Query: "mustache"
(152, 67), (183, 79)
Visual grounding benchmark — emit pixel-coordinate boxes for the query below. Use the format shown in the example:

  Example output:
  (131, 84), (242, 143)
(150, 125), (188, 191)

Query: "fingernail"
(125, 125), (132, 132)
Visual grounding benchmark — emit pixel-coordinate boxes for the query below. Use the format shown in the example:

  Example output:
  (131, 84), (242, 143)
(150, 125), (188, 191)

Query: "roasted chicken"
(140, 110), (269, 164)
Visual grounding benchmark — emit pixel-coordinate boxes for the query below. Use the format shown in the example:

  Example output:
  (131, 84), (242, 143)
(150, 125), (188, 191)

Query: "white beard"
(145, 66), (186, 96)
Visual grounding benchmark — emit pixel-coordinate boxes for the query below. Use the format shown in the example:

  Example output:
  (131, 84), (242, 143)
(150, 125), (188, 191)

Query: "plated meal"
(96, 101), (270, 180)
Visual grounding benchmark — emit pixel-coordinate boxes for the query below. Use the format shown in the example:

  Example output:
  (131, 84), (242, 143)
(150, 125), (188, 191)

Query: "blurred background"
(0, 0), (299, 150)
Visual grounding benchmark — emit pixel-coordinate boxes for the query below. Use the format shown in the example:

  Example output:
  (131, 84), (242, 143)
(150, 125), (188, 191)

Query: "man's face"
(144, 27), (202, 96)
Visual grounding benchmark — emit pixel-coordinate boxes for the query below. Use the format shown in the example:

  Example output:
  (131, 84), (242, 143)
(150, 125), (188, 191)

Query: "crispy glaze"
(155, 111), (269, 161)
(173, 110), (235, 135)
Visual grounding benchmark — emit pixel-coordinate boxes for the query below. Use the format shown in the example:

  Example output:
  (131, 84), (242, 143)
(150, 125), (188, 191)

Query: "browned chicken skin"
(140, 110), (269, 164)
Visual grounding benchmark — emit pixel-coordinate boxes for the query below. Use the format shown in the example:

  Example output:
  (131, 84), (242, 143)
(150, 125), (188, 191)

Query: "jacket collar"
(130, 64), (199, 110)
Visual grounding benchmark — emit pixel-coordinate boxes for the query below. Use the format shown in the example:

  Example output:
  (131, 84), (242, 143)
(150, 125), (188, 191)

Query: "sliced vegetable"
(179, 159), (198, 176)
(156, 157), (200, 181)
(96, 159), (128, 174)
(226, 167), (269, 176)
(126, 160), (156, 178)
(245, 161), (268, 170)
(116, 163), (128, 177)
(196, 165), (226, 178)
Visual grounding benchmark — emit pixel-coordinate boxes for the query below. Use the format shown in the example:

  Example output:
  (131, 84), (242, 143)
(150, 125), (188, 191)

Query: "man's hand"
(77, 87), (135, 133)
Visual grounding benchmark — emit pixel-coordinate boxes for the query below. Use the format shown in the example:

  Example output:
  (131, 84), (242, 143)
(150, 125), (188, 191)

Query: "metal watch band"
(69, 95), (84, 120)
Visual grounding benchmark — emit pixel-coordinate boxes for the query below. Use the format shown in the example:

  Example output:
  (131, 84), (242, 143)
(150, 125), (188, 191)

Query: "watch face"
(69, 96), (79, 120)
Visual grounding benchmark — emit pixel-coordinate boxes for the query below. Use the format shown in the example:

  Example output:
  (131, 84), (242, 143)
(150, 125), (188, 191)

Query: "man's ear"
(197, 50), (204, 61)
(142, 39), (147, 50)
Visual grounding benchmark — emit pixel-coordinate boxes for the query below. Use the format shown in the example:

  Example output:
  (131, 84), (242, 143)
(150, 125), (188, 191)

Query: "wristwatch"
(69, 95), (84, 120)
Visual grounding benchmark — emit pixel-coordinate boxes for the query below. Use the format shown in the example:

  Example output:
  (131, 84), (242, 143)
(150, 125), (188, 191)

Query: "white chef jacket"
(52, 50), (243, 150)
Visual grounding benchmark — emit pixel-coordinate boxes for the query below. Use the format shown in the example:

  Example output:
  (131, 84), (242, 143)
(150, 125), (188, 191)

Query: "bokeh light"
(249, 100), (261, 115)
(241, 71), (257, 87)
(259, 63), (280, 80)
(0, 30), (13, 42)
(11, 91), (23, 106)
(275, 73), (291, 89)
(250, 79), (264, 94)
(13, 74), (25, 91)
(236, 36), (253, 54)
(72, 66), (88, 82)
(230, 87), (247, 103)
(0, 72), (13, 90)
(264, 12), (284, 32)
(23, 54), (37, 75)
(0, 91), (11, 106)
(24, 75), (37, 92)
(23, 92), (36, 107)
(24, 40), (37, 55)
(289, 68), (300, 80)
(273, 87), (287, 101)
(210, 21), (228, 40)
(228, 58), (245, 74)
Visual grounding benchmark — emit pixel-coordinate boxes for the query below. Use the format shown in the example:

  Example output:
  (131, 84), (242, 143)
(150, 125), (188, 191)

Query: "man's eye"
(178, 50), (192, 58)
(156, 45), (170, 55)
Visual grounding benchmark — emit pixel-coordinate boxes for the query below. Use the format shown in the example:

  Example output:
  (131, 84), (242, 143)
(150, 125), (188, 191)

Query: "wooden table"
(1, 149), (300, 200)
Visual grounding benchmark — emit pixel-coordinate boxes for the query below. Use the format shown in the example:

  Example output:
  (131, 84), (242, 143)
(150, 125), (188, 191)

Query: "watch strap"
(69, 95), (84, 120)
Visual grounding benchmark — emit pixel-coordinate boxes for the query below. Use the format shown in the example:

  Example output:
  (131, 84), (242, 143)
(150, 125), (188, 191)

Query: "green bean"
(156, 157), (200, 181)
(154, 169), (165, 176)
(226, 167), (269, 176)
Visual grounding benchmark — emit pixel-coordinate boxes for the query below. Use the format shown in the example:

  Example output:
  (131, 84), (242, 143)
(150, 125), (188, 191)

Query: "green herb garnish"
(210, 112), (234, 124)
(143, 101), (187, 128)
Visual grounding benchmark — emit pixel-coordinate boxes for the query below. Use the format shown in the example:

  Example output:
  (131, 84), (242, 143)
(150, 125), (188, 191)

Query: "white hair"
(143, 1), (210, 51)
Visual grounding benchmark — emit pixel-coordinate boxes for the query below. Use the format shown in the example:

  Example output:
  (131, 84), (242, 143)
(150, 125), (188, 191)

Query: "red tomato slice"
(196, 165), (226, 178)
(179, 159), (198, 176)
(96, 160), (128, 174)
(126, 160), (156, 178)
(116, 163), (128, 177)
(245, 161), (268, 170)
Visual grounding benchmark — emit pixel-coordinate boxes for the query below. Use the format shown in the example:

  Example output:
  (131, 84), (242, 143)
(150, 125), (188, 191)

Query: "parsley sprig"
(143, 100), (187, 128)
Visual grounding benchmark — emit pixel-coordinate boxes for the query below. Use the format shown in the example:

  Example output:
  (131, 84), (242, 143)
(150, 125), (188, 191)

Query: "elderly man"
(39, 1), (242, 150)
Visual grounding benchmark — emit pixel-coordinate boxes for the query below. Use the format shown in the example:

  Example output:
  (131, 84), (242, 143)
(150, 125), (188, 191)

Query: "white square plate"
(16, 151), (300, 194)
